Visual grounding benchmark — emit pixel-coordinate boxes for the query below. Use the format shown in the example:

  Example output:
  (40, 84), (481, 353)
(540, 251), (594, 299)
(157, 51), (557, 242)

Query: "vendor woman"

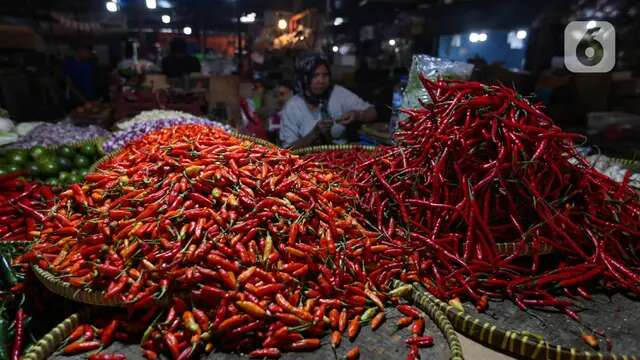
(280, 54), (377, 148)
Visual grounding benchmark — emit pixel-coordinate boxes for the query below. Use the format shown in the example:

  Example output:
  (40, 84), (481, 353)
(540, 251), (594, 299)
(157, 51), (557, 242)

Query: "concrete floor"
(459, 332), (515, 360)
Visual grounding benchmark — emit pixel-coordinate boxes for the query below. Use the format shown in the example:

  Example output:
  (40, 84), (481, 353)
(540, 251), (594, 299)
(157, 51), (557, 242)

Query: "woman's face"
(276, 86), (293, 107)
(310, 64), (330, 96)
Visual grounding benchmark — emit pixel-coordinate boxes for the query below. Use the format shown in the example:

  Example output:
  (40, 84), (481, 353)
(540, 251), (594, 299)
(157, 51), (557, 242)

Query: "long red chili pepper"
(10, 308), (25, 360)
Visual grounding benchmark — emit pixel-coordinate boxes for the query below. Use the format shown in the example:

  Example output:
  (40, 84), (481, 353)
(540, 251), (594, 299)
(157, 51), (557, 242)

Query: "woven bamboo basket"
(21, 310), (88, 360)
(609, 157), (640, 172)
(292, 144), (379, 156)
(33, 265), (125, 307)
(229, 131), (278, 149)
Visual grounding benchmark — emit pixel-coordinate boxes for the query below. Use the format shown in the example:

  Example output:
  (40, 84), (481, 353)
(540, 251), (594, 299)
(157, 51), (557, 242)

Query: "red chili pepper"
(405, 336), (434, 348)
(396, 305), (420, 319)
(346, 346), (361, 360)
(100, 320), (119, 347)
(411, 318), (425, 336)
(163, 332), (180, 360)
(10, 308), (25, 360)
(288, 338), (321, 351)
(249, 348), (281, 359)
(88, 353), (127, 360)
(347, 317), (360, 341)
(371, 312), (385, 331)
(63, 340), (101, 355)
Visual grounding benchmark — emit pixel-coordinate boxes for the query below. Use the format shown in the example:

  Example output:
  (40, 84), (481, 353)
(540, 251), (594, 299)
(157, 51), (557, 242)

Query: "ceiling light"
(161, 15), (171, 24)
(277, 19), (287, 30)
(516, 30), (527, 40)
(478, 32), (487, 42)
(333, 17), (344, 26)
(332, 45), (339, 53)
(106, 1), (118, 12)
(183, 26), (192, 35)
(388, 39), (396, 46)
(146, 0), (157, 9)
(469, 32), (479, 43)
(240, 12), (256, 23)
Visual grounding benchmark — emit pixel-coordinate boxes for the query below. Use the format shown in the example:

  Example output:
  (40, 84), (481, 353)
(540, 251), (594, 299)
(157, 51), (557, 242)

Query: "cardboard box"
(208, 76), (240, 127)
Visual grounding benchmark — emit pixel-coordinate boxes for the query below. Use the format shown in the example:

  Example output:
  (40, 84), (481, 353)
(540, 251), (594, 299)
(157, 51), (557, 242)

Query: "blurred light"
(339, 44), (349, 55)
(160, 28), (173, 33)
(586, 20), (597, 29)
(332, 45), (339, 53)
(333, 17), (344, 26)
(516, 30), (527, 40)
(158, 0), (173, 8)
(478, 32), (488, 42)
(469, 32), (479, 43)
(183, 26), (192, 35)
(277, 19), (287, 30)
(240, 12), (256, 23)
(300, 36), (305, 40)
(388, 39), (396, 46)
(161, 15), (171, 24)
(146, 0), (157, 9)
(106, 1), (118, 12)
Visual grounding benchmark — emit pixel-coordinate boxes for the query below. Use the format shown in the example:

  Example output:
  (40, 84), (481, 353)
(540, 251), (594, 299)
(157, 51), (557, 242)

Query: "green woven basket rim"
(22, 312), (84, 360)
(229, 131), (278, 149)
(0, 240), (31, 247)
(292, 144), (380, 156)
(33, 265), (124, 307)
(88, 148), (121, 174)
(609, 157), (640, 171)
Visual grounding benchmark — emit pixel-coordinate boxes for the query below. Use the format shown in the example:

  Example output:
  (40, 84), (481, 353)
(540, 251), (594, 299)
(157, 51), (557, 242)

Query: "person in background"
(280, 54), (377, 149)
(267, 80), (294, 144)
(63, 45), (97, 104)
(161, 38), (201, 78)
(117, 42), (159, 74)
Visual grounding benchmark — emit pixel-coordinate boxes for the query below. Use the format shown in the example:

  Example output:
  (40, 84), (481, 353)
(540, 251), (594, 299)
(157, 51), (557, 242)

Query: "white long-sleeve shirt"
(279, 85), (372, 148)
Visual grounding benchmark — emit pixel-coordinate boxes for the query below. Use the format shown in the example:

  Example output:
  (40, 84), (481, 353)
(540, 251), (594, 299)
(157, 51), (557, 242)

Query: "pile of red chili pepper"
(0, 172), (56, 242)
(301, 147), (384, 182)
(342, 76), (640, 317)
(26, 124), (403, 359)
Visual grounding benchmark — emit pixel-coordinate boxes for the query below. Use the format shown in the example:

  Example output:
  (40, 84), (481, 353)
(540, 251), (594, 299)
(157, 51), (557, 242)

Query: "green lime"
(79, 143), (97, 157)
(58, 171), (71, 183)
(37, 159), (59, 177)
(73, 155), (90, 169)
(29, 146), (49, 160)
(6, 164), (21, 173)
(8, 150), (28, 165)
(57, 157), (73, 171)
(47, 178), (59, 186)
(68, 173), (83, 184)
(78, 168), (89, 177)
(57, 146), (74, 158)
(27, 163), (41, 177)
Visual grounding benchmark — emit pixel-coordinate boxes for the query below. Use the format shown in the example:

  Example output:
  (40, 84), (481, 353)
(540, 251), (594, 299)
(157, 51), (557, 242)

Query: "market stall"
(0, 72), (639, 360)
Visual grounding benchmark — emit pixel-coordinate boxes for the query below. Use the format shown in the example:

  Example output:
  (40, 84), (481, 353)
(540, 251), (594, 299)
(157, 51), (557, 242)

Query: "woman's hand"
(315, 118), (333, 138)
(337, 111), (360, 126)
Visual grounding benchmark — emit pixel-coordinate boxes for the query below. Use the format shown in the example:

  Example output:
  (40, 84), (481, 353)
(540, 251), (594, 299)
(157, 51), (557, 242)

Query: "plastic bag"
(400, 55), (474, 117)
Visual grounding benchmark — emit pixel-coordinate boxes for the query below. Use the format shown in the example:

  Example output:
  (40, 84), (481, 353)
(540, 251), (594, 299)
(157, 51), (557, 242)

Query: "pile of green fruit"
(0, 142), (100, 185)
